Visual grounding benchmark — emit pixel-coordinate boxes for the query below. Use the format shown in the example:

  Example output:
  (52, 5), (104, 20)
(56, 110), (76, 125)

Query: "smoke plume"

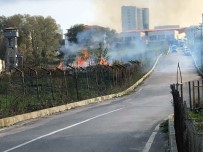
(92, 0), (203, 32)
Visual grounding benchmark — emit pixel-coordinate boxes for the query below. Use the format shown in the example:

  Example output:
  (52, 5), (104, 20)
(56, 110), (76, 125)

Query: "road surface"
(0, 49), (200, 152)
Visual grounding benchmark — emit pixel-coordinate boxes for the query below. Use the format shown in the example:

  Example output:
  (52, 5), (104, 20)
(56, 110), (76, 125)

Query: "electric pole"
(197, 14), (203, 71)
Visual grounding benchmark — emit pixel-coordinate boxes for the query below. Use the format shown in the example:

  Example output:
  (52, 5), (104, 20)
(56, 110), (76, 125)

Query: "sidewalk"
(149, 114), (177, 152)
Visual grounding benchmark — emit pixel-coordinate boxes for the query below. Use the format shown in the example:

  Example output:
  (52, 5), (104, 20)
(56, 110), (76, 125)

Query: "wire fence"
(0, 60), (145, 118)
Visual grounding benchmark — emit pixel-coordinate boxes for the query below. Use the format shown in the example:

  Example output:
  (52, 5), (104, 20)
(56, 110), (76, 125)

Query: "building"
(118, 25), (184, 46)
(118, 31), (141, 44)
(122, 6), (137, 32)
(121, 6), (149, 32)
(142, 8), (149, 29)
(137, 8), (143, 30)
(147, 25), (180, 44)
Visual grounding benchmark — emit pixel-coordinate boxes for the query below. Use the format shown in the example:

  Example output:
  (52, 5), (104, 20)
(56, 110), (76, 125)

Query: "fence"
(0, 61), (143, 118)
(176, 79), (203, 111)
(171, 84), (203, 152)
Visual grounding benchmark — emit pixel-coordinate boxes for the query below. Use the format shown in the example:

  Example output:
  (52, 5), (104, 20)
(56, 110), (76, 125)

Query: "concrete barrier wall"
(0, 54), (163, 127)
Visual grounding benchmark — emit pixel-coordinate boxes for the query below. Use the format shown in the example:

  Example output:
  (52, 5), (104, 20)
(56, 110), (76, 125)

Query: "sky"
(0, 0), (203, 33)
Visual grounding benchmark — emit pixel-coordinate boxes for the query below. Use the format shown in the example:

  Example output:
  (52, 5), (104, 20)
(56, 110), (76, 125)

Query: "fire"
(76, 48), (109, 67)
(99, 58), (108, 65)
(57, 61), (64, 70)
(83, 49), (89, 59)
(77, 49), (90, 67)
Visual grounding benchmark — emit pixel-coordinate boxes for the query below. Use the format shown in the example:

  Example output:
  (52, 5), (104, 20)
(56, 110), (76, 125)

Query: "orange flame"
(83, 49), (89, 59)
(57, 61), (64, 70)
(99, 58), (108, 65)
(77, 49), (90, 67)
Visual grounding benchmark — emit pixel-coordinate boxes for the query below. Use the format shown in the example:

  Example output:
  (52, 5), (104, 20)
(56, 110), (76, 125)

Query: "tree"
(65, 24), (117, 65)
(0, 14), (63, 65)
(0, 16), (7, 59)
(36, 16), (62, 64)
(66, 24), (85, 43)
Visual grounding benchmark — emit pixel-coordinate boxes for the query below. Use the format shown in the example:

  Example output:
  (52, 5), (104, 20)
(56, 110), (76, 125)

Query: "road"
(0, 49), (200, 152)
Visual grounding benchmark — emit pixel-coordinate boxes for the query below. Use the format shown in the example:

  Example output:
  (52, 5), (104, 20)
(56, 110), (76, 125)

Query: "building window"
(149, 35), (157, 40)
(158, 35), (165, 40)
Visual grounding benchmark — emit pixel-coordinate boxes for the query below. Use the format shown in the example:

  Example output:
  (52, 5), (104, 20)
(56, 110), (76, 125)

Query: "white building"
(122, 6), (137, 32)
(121, 6), (149, 32)
(137, 8), (143, 30)
(148, 25), (179, 43)
(142, 8), (149, 29)
(118, 31), (141, 44)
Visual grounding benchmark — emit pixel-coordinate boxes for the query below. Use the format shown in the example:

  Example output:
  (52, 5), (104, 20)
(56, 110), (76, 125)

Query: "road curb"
(191, 53), (203, 76)
(0, 54), (163, 127)
(168, 114), (178, 152)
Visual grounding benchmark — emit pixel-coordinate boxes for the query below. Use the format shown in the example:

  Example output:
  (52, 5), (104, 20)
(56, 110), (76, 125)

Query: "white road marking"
(3, 108), (123, 152)
(142, 123), (160, 152)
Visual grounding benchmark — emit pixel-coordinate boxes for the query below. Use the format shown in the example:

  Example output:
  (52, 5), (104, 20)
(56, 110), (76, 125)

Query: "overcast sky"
(0, 0), (203, 33)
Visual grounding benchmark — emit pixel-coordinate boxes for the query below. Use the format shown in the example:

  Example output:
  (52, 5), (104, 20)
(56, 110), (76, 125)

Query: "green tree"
(0, 14), (62, 65)
(66, 24), (85, 43)
(35, 16), (62, 64)
(0, 16), (8, 59)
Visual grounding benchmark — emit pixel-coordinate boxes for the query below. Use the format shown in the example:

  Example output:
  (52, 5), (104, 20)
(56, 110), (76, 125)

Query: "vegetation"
(0, 16), (165, 119)
(189, 111), (203, 122)
(160, 120), (169, 133)
(65, 24), (116, 46)
(0, 60), (148, 119)
(189, 111), (203, 132)
(64, 24), (117, 65)
(0, 14), (62, 65)
(66, 24), (85, 44)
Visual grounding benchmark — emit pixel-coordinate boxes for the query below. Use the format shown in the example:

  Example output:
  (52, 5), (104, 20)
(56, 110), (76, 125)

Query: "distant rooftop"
(154, 25), (180, 29)
(122, 27), (186, 34)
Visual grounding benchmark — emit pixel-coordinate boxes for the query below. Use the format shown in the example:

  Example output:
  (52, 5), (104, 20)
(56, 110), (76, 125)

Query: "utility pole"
(197, 14), (203, 71)
(201, 14), (203, 71)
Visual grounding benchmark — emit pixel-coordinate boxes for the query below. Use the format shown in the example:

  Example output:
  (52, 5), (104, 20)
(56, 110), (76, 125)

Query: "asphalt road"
(0, 49), (200, 152)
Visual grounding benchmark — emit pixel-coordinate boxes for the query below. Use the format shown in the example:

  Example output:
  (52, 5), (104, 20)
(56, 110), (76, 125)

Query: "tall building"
(137, 8), (143, 30)
(121, 6), (137, 32)
(121, 6), (149, 32)
(142, 8), (149, 29)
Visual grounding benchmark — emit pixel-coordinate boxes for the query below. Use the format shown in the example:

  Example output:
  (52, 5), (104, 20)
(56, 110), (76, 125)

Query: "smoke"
(61, 28), (109, 66)
(62, 26), (166, 67)
(108, 40), (147, 63)
(62, 27), (149, 66)
(92, 0), (203, 32)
